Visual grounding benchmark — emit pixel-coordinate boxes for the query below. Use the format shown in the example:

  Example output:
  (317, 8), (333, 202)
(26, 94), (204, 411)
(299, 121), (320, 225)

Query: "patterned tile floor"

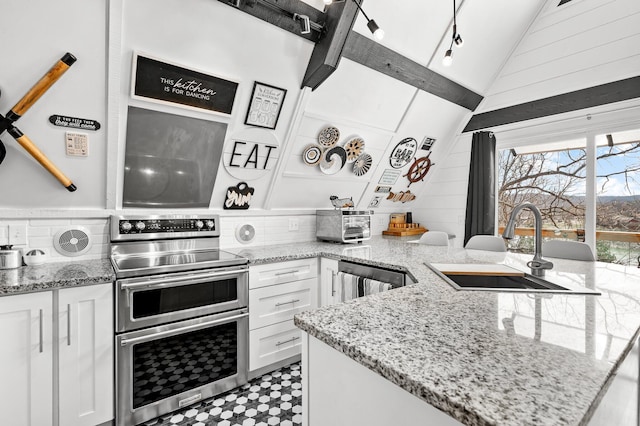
(142, 363), (302, 426)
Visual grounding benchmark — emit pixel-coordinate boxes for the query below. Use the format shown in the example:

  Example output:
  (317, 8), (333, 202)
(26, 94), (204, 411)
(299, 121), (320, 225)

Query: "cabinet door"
(0, 292), (53, 426)
(319, 258), (339, 306)
(58, 283), (114, 426)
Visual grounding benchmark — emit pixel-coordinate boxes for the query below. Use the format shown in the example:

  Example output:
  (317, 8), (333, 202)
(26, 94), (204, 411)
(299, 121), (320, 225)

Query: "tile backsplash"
(0, 212), (391, 264)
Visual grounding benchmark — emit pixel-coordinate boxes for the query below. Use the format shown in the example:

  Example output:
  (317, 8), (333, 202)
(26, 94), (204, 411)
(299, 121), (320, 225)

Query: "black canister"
(405, 212), (413, 224)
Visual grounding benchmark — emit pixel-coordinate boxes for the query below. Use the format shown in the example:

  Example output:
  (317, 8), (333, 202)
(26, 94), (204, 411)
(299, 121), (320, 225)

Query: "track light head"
(454, 33), (463, 47)
(443, 49), (453, 66)
(323, 0), (333, 4)
(293, 13), (311, 35)
(367, 19), (384, 40)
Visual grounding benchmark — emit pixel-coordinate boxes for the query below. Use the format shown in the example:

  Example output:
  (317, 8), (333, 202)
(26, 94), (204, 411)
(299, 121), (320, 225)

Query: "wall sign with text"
(131, 53), (239, 115)
(244, 82), (287, 129)
(223, 128), (280, 181)
(389, 137), (418, 169)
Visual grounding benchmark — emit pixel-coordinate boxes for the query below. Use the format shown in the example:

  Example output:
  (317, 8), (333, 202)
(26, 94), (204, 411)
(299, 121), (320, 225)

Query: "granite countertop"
(0, 258), (115, 295)
(234, 236), (640, 426)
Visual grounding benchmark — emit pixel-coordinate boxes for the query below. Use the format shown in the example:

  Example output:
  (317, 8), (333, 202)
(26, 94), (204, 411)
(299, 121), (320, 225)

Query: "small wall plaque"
(379, 169), (401, 185)
(374, 185), (391, 194)
(224, 182), (254, 210)
(49, 115), (101, 131)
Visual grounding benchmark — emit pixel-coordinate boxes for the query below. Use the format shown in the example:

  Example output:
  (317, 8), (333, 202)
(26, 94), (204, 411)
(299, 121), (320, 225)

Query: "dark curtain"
(464, 131), (496, 245)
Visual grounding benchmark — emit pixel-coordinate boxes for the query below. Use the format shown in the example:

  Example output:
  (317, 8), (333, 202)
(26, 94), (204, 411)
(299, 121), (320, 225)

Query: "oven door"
(116, 266), (248, 332)
(116, 309), (249, 426)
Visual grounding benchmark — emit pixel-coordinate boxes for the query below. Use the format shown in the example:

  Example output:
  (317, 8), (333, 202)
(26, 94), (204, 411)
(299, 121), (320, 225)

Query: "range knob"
(135, 221), (146, 231)
(121, 221), (132, 232)
(195, 220), (204, 230)
(206, 220), (215, 229)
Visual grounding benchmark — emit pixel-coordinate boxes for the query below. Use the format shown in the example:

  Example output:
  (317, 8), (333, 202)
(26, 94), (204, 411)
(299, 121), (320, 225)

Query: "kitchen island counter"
(234, 236), (640, 426)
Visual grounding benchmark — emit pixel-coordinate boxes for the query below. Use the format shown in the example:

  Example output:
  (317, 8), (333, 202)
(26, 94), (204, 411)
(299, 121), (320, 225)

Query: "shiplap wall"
(479, 0), (640, 112)
(411, 133), (472, 248)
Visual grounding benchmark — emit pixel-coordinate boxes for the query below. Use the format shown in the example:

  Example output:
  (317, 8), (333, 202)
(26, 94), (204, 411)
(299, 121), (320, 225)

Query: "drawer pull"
(39, 309), (44, 353)
(274, 270), (300, 276)
(275, 299), (300, 307)
(331, 271), (336, 296)
(276, 336), (300, 347)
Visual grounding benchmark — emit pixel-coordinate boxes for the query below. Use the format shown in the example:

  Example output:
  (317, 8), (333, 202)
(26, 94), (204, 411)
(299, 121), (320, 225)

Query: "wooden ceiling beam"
(343, 32), (483, 111)
(463, 76), (640, 132)
(218, 0), (483, 111)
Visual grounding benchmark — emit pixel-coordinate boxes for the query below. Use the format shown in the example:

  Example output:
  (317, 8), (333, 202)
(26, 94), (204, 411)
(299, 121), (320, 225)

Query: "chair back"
(542, 240), (595, 261)
(418, 231), (449, 246)
(465, 235), (507, 252)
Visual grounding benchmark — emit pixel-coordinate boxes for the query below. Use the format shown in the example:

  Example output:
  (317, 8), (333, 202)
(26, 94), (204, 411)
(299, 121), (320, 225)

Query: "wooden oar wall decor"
(0, 53), (78, 191)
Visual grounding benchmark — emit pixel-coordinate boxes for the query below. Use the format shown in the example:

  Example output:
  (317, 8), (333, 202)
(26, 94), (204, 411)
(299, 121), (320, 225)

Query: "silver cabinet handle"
(67, 304), (71, 346)
(276, 336), (300, 347)
(331, 271), (336, 296)
(39, 309), (43, 353)
(275, 299), (300, 307)
(274, 270), (300, 276)
(120, 312), (248, 347)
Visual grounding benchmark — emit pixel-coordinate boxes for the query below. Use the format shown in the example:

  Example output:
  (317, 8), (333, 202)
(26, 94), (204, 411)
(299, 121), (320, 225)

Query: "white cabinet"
(319, 257), (339, 306)
(58, 284), (114, 426)
(0, 284), (113, 426)
(249, 258), (318, 373)
(0, 292), (54, 426)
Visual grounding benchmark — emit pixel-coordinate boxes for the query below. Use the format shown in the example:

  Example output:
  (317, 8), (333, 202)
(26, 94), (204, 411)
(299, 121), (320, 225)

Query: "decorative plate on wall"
(302, 144), (323, 166)
(318, 126), (340, 147)
(344, 137), (365, 162)
(319, 146), (347, 175)
(353, 153), (372, 177)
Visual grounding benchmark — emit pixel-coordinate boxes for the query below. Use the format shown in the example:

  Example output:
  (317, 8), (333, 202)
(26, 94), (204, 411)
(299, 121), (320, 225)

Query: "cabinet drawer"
(249, 258), (318, 289)
(249, 320), (301, 372)
(249, 278), (318, 330)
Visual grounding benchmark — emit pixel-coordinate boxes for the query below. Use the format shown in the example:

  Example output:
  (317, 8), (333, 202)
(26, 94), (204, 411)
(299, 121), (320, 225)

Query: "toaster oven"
(316, 210), (372, 243)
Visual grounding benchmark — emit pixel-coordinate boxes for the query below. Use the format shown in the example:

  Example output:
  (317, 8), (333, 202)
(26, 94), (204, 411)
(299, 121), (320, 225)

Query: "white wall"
(0, 0), (107, 208)
(478, 0), (640, 112)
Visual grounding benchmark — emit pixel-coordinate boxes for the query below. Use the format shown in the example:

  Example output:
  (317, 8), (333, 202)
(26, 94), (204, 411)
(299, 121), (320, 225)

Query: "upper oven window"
(132, 279), (238, 319)
(122, 106), (227, 208)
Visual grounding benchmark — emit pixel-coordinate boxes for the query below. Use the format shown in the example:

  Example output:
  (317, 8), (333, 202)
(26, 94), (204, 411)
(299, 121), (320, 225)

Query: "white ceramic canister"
(0, 245), (23, 269)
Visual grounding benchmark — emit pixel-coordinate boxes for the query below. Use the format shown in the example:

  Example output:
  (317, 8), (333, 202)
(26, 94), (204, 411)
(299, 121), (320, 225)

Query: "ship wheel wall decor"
(404, 153), (434, 187)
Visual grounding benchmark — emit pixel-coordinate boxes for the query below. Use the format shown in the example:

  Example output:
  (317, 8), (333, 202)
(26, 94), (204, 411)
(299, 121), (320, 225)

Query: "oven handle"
(120, 268), (248, 291)
(119, 311), (249, 347)
(120, 268), (248, 307)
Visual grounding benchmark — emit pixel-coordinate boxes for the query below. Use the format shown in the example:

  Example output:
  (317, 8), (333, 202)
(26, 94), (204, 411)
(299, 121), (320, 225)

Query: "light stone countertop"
(232, 236), (640, 426)
(0, 258), (115, 296)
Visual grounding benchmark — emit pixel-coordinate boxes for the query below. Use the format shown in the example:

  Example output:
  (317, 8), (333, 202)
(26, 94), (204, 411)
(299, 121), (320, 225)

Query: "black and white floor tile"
(142, 363), (302, 426)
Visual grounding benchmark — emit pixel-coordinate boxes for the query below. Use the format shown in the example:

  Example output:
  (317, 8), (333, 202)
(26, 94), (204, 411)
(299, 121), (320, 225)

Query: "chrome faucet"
(502, 203), (553, 277)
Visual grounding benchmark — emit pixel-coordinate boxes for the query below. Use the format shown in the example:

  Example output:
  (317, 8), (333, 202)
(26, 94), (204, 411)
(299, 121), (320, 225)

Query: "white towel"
(363, 278), (392, 295)
(337, 271), (359, 302)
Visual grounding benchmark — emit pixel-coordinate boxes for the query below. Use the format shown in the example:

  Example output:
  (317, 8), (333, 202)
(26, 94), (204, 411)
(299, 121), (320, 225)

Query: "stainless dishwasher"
(338, 260), (409, 289)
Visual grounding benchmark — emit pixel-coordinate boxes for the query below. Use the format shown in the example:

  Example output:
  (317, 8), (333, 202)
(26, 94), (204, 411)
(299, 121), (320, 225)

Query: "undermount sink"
(425, 262), (601, 296)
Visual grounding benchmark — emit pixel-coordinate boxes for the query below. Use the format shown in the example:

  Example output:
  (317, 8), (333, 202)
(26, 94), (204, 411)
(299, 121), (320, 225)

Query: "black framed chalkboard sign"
(131, 52), (239, 116)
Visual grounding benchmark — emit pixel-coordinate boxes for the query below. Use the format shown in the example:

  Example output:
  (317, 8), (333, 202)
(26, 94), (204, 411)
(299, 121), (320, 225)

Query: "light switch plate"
(9, 224), (27, 245)
(65, 131), (89, 157)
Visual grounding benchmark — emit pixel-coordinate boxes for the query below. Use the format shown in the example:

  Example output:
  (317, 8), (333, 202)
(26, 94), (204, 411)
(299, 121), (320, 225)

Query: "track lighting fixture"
(293, 13), (311, 34)
(325, 0), (384, 41)
(352, 0), (384, 40)
(442, 0), (463, 66)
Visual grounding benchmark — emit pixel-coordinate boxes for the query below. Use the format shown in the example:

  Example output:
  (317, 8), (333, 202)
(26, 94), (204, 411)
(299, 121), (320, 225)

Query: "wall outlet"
(288, 218), (299, 231)
(9, 224), (27, 245)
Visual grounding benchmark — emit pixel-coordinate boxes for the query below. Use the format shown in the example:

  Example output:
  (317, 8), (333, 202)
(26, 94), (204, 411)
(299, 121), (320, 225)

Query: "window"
(498, 128), (640, 265)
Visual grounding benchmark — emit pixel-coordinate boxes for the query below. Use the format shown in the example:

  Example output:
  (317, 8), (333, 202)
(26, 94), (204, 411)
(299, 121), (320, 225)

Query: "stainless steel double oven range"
(110, 215), (249, 426)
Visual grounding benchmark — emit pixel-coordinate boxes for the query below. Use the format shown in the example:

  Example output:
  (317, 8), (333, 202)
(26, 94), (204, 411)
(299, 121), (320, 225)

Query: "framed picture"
(244, 82), (287, 129)
(131, 52), (239, 116)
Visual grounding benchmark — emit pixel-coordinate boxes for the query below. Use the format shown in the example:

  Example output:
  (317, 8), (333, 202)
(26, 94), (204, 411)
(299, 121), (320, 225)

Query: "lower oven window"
(132, 279), (238, 319)
(132, 321), (238, 408)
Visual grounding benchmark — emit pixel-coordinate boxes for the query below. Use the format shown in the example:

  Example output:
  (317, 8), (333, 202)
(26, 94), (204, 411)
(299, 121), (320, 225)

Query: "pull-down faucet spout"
(502, 203), (553, 277)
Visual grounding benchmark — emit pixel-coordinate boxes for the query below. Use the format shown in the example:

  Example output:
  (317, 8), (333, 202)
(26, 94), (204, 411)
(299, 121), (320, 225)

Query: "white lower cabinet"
(249, 259), (318, 373)
(58, 284), (114, 426)
(0, 284), (113, 426)
(319, 257), (339, 306)
(0, 291), (54, 426)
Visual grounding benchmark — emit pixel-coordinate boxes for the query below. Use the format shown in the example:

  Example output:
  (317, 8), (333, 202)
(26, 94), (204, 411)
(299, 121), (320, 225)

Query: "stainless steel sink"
(424, 262), (601, 295)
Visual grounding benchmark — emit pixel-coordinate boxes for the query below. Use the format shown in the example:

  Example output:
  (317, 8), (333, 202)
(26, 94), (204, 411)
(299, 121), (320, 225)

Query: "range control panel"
(110, 215), (220, 241)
